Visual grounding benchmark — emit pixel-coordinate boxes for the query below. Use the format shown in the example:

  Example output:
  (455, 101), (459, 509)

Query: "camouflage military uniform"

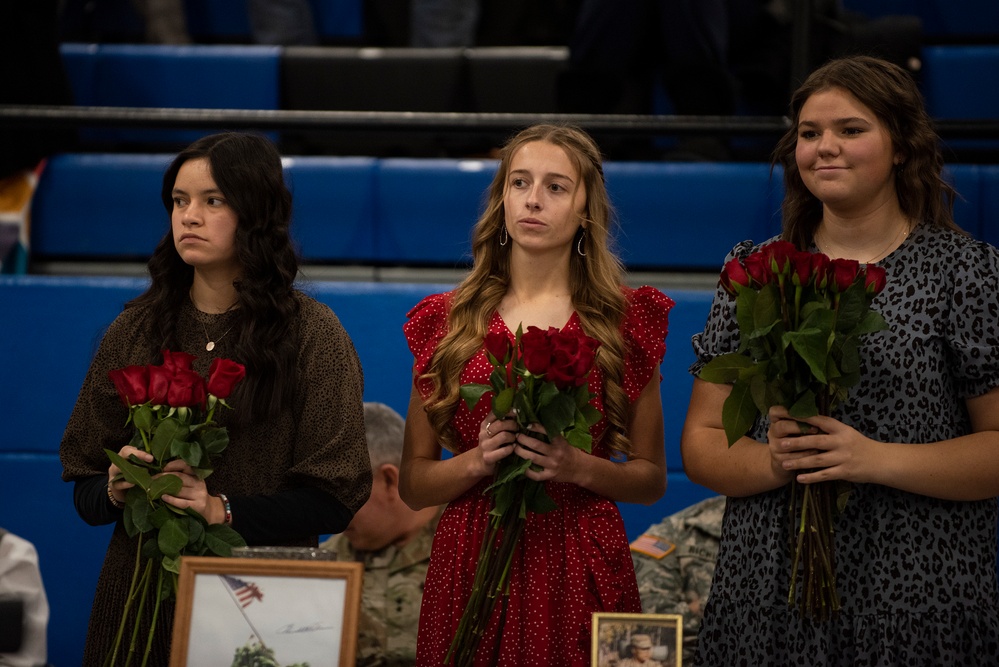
(630, 495), (726, 665)
(320, 512), (441, 667)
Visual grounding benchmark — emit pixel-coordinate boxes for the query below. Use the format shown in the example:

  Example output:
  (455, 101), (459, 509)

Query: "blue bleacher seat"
(922, 46), (999, 120)
(375, 158), (497, 266)
(841, 0), (999, 38)
(32, 154), (171, 260)
(59, 43), (281, 145)
(284, 156), (379, 263)
(31, 154), (379, 263)
(33, 155), (999, 266)
(373, 159), (787, 270)
(605, 162), (784, 270)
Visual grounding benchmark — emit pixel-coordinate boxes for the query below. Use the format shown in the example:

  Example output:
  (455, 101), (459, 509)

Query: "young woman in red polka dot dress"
(400, 124), (674, 666)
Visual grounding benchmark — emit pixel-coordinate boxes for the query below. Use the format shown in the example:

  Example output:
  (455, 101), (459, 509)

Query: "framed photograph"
(169, 556), (363, 667)
(591, 612), (684, 667)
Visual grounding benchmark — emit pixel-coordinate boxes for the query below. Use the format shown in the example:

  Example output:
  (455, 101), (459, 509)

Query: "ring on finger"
(485, 421), (494, 438)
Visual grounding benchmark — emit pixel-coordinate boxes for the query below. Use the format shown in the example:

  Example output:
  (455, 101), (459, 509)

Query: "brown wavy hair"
(126, 132), (301, 420)
(419, 124), (633, 456)
(772, 55), (961, 248)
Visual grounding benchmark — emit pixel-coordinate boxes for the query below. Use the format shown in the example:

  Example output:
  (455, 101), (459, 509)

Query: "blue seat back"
(606, 162), (783, 270)
(59, 43), (281, 145)
(285, 157), (379, 263)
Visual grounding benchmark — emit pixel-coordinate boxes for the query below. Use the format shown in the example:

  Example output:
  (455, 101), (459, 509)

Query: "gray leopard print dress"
(689, 223), (999, 666)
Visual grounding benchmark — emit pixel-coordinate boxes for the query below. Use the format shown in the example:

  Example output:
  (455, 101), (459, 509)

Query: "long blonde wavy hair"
(419, 124), (633, 456)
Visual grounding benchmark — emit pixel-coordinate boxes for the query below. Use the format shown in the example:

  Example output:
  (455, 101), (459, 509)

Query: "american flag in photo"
(221, 574), (264, 607)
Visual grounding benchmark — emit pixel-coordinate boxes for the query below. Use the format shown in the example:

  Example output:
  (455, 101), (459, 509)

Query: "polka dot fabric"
(403, 286), (674, 666)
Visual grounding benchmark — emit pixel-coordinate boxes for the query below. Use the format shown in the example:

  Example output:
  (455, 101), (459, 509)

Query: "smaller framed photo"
(592, 612), (684, 667)
(169, 556), (364, 667)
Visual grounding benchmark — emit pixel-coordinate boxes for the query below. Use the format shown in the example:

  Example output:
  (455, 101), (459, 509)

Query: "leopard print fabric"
(688, 223), (999, 666)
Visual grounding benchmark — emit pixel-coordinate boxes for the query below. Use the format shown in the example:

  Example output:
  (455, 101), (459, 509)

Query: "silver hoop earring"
(577, 229), (586, 257)
(499, 226), (509, 246)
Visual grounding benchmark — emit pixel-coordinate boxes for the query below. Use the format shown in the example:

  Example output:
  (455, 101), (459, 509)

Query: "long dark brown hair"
(126, 132), (301, 419)
(772, 55), (961, 248)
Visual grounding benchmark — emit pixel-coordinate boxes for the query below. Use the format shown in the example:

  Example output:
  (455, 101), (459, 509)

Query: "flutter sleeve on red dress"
(621, 285), (675, 399)
(403, 292), (451, 399)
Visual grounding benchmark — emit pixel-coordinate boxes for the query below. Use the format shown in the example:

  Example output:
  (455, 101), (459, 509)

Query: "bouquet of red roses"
(105, 350), (247, 666)
(449, 325), (602, 666)
(698, 241), (888, 620)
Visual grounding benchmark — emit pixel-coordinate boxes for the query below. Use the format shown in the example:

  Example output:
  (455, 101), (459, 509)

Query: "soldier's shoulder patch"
(630, 533), (676, 559)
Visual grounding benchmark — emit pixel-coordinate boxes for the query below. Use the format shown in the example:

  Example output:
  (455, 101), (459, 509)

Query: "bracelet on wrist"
(218, 492), (233, 525)
(107, 481), (125, 509)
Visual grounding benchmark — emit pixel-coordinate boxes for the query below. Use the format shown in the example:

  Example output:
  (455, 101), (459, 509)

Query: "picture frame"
(169, 556), (364, 667)
(591, 612), (684, 667)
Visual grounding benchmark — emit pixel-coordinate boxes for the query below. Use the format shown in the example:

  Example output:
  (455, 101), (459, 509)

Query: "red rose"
(829, 258), (860, 292)
(719, 257), (752, 295)
(166, 368), (207, 409)
(520, 326), (554, 376)
(548, 331), (601, 389)
(790, 251), (814, 286)
(764, 241), (797, 276)
(207, 357), (246, 399)
(743, 252), (771, 286)
(811, 253), (831, 289)
(863, 264), (887, 295)
(161, 349), (197, 374)
(108, 365), (149, 406)
(147, 365), (173, 405)
(483, 332), (512, 364)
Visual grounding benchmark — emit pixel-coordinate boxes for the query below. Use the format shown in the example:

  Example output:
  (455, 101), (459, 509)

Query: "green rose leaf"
(788, 389), (819, 419)
(835, 280), (868, 332)
(459, 383), (492, 411)
(148, 472), (182, 502)
(492, 386), (516, 418)
(580, 404), (602, 427)
(204, 524), (246, 556)
(699, 352), (756, 384)
(158, 516), (190, 558)
(565, 424), (593, 453)
(721, 380), (757, 446)
(199, 427), (230, 456)
(523, 479), (558, 515)
(538, 391), (575, 438)
(176, 439), (205, 468)
(133, 404), (155, 432)
(854, 309), (889, 336)
(161, 554), (182, 575)
(140, 536), (163, 561)
(106, 449), (154, 491)
(785, 326), (830, 384)
(149, 417), (182, 462)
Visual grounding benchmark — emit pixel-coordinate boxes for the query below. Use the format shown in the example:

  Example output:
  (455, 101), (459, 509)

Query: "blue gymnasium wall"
(0, 276), (715, 667)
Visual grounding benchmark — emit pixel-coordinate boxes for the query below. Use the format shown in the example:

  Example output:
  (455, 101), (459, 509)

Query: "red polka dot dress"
(404, 285), (674, 667)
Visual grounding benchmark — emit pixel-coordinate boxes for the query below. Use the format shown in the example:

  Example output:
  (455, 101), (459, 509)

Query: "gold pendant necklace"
(201, 319), (235, 352)
(190, 289), (238, 351)
(816, 223), (909, 264)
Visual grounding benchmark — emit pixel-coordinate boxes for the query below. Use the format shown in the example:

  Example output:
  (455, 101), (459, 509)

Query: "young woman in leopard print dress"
(683, 56), (999, 666)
